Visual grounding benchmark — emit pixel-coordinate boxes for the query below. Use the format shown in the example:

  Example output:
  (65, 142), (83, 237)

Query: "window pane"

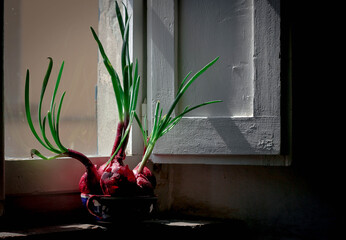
(178, 0), (254, 117)
(4, 0), (98, 159)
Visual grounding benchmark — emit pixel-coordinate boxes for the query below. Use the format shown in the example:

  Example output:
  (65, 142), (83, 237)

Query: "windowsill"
(1, 192), (248, 238)
(151, 154), (291, 166)
(4, 155), (142, 195)
(0, 217), (250, 239)
(1, 214), (318, 239)
(0, 224), (106, 240)
(0, 192), (322, 239)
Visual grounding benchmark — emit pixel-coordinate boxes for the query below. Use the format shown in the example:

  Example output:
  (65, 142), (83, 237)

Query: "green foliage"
(25, 0), (221, 168)
(91, 1), (141, 164)
(25, 58), (68, 159)
(136, 57), (222, 173)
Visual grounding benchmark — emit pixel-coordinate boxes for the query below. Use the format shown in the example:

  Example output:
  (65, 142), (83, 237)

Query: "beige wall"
(5, 0), (98, 118)
(20, 0), (98, 119)
(4, 0), (98, 157)
(153, 160), (340, 236)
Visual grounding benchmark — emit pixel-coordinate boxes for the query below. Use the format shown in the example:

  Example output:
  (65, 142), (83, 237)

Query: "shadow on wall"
(149, 4), (175, 70)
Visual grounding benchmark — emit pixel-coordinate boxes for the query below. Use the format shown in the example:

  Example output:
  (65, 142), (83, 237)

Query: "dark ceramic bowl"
(81, 193), (157, 223)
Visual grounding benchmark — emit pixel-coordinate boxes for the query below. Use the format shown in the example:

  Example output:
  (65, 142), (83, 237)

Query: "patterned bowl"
(81, 193), (157, 223)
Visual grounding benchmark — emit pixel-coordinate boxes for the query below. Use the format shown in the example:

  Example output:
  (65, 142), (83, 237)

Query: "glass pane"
(4, 0), (98, 159)
(178, 0), (254, 117)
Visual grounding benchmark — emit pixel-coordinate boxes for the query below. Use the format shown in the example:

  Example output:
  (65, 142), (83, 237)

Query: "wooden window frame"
(1, 0), (144, 202)
(147, 0), (289, 165)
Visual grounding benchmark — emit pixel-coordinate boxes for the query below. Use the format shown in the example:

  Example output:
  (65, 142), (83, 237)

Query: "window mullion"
(1, 0), (5, 216)
(147, 0), (178, 136)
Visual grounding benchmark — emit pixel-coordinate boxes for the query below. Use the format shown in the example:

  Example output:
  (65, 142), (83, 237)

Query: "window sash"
(147, 0), (284, 164)
(2, 0), (144, 197)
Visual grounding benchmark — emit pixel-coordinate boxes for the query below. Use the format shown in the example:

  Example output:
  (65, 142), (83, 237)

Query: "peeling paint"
(257, 138), (274, 151)
(245, 123), (257, 133)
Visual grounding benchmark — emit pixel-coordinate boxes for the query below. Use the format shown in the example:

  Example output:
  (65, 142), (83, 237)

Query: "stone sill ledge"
(0, 224), (105, 240)
(1, 219), (249, 239)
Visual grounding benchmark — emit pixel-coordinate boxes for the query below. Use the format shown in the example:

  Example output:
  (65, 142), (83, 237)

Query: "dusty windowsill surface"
(1, 215), (336, 239)
(0, 218), (251, 239)
(1, 193), (250, 238)
(0, 224), (106, 240)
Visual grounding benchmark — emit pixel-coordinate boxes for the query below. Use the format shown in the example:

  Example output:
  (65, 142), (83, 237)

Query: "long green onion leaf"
(130, 75), (140, 113)
(115, 1), (125, 39)
(177, 71), (192, 95)
(134, 111), (147, 146)
(56, 92), (67, 152)
(30, 149), (67, 160)
(171, 100), (222, 123)
(121, 17), (130, 74)
(122, 2), (129, 29)
(52, 103), (57, 131)
(123, 65), (130, 115)
(26, 57), (69, 159)
(90, 27), (125, 122)
(160, 100), (222, 137)
(38, 57), (53, 132)
(47, 111), (59, 149)
(137, 57), (221, 173)
(41, 116), (61, 154)
(50, 61), (64, 114)
(159, 57), (219, 134)
(133, 59), (138, 88)
(151, 101), (160, 140)
(25, 70), (52, 151)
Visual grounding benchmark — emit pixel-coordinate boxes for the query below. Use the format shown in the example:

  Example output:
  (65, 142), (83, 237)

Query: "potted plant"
(25, 1), (221, 222)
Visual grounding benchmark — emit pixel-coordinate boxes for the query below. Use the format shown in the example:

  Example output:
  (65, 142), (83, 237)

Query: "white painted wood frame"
(147, 0), (287, 165)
